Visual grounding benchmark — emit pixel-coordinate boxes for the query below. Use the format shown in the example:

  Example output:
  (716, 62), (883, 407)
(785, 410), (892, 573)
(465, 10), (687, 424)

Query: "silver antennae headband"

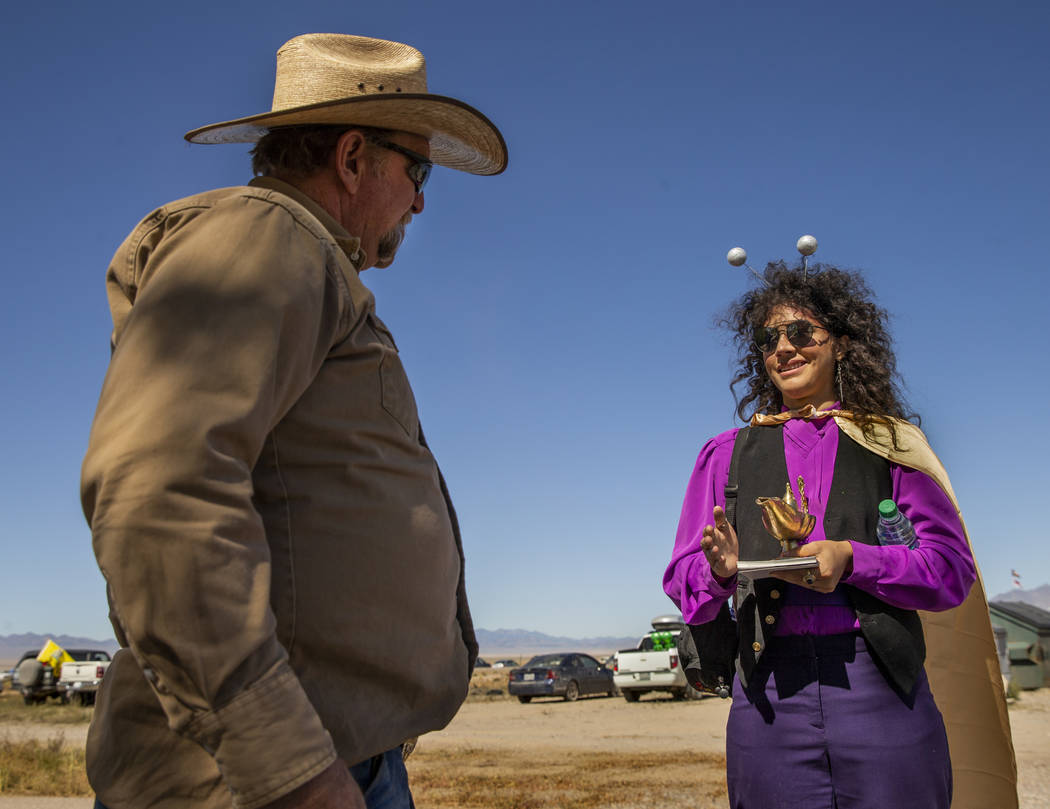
(796, 234), (818, 280)
(727, 235), (819, 284)
(726, 246), (765, 283)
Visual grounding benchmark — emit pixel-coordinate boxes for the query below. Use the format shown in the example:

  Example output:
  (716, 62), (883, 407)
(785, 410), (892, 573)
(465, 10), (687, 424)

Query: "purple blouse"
(663, 414), (977, 635)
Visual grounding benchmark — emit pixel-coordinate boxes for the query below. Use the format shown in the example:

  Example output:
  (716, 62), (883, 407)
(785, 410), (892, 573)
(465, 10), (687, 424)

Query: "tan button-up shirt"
(81, 178), (476, 809)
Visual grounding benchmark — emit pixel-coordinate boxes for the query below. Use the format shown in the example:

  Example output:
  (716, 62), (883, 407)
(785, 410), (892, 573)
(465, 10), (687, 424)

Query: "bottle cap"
(878, 499), (899, 519)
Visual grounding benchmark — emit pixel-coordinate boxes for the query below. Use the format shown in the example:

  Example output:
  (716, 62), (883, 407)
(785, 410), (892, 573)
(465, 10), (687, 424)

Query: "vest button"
(751, 641), (762, 652)
(764, 615), (776, 625)
(770, 589), (781, 599)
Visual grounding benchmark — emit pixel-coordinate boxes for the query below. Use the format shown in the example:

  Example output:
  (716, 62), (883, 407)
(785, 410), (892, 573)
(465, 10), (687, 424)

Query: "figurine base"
(737, 557), (819, 578)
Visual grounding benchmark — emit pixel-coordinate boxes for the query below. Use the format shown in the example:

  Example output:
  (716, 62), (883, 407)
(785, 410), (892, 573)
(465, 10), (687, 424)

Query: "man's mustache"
(375, 213), (413, 267)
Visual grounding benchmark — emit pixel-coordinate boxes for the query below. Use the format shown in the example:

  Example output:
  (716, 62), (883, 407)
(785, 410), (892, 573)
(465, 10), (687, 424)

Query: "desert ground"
(1, 666), (1047, 808)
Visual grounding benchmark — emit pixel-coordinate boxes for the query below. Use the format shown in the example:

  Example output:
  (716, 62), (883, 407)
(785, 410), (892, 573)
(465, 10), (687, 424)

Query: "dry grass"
(0, 690), (93, 724)
(467, 667), (517, 701)
(0, 734), (91, 795)
(406, 747), (727, 808)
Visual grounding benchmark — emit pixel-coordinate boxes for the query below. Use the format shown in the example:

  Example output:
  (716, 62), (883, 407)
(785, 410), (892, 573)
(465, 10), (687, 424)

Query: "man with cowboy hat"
(81, 33), (507, 809)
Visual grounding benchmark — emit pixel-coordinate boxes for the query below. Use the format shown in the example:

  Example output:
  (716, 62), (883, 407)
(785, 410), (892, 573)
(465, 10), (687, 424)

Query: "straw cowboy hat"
(185, 33), (507, 176)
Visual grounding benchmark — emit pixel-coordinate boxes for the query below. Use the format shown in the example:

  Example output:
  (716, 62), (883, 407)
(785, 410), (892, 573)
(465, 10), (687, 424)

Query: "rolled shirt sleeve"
(81, 193), (350, 807)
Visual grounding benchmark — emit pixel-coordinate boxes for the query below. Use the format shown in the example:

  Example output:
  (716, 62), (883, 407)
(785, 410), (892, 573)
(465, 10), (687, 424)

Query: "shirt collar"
(248, 176), (365, 270)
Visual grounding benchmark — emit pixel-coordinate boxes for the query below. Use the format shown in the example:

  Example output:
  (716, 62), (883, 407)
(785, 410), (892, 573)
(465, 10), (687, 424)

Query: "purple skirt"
(726, 633), (950, 809)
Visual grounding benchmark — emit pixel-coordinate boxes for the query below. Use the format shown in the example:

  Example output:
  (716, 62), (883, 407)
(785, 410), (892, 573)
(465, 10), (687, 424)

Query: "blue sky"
(2, 0), (1048, 641)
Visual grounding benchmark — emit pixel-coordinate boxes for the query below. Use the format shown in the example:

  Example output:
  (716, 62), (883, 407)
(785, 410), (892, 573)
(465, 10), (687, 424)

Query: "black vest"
(686, 423), (926, 698)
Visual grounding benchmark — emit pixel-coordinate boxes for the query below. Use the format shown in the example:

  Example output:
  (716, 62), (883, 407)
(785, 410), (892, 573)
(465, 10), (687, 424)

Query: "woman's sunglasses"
(752, 320), (829, 353)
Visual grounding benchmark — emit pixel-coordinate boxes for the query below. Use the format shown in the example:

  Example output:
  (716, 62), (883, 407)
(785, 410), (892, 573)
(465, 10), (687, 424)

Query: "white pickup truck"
(56, 650), (112, 706)
(613, 614), (701, 702)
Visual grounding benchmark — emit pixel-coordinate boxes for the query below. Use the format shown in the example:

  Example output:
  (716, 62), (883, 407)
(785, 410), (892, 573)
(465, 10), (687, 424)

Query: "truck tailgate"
(616, 651), (675, 674)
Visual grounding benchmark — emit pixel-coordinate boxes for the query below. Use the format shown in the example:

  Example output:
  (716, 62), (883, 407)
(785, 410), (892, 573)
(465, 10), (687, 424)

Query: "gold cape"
(833, 416), (1018, 809)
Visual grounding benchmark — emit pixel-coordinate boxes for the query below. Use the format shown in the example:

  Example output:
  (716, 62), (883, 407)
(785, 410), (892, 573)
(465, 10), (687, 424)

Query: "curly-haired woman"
(664, 262), (1016, 809)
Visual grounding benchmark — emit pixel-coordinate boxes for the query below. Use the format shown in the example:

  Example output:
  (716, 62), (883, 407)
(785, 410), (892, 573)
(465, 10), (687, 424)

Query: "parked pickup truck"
(613, 614), (702, 702)
(14, 647), (112, 705)
(57, 650), (112, 705)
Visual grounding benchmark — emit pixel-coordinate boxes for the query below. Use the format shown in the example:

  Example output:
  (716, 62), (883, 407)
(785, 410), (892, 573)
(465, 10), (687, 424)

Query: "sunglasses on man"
(368, 138), (432, 194)
(752, 320), (830, 354)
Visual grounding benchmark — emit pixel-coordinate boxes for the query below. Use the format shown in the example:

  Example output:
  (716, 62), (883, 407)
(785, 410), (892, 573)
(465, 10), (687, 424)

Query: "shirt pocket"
(370, 317), (420, 438)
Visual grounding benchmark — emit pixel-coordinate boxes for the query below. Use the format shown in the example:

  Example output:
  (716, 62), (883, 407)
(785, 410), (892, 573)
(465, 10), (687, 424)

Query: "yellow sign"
(36, 639), (74, 673)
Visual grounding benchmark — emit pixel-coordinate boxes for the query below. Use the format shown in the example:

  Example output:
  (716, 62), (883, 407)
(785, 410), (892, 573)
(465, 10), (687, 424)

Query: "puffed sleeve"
(663, 429), (740, 624)
(845, 463), (976, 611)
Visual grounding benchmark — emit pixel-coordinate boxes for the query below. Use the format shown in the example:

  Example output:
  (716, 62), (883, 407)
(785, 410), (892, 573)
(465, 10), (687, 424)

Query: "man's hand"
(773, 540), (854, 593)
(262, 759), (366, 809)
(701, 505), (739, 581)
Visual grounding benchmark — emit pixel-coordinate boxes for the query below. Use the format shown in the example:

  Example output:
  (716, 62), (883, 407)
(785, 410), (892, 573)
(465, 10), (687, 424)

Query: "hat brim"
(185, 93), (507, 176)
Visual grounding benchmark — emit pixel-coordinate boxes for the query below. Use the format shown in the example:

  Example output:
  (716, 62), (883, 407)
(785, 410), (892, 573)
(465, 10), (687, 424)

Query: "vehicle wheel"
(623, 690), (641, 703)
(17, 660), (43, 689)
(517, 696), (532, 704)
(672, 689), (686, 700)
(563, 681), (580, 702)
(23, 693), (34, 706)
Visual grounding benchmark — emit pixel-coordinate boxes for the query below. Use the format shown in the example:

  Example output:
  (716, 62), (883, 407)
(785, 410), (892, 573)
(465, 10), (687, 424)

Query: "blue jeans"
(349, 747), (416, 809)
(93, 747), (414, 809)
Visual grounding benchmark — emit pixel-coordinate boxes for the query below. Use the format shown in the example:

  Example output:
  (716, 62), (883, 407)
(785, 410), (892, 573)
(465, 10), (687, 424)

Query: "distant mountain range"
(1, 628), (640, 665)
(0, 633), (120, 664)
(475, 628), (639, 654)
(990, 583), (1050, 612)
(8, 591), (1048, 664)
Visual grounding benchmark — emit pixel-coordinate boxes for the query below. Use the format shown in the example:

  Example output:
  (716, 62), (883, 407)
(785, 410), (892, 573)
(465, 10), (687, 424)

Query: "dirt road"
(1, 689), (1047, 807)
(419, 691), (731, 754)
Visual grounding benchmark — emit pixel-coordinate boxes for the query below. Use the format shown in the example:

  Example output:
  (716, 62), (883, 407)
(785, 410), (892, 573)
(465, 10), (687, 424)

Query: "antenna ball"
(727, 247), (748, 267)
(796, 235), (818, 256)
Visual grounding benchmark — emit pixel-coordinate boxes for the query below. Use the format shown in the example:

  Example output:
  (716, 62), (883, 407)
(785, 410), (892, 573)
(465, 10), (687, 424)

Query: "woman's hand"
(773, 540), (854, 592)
(701, 505), (739, 581)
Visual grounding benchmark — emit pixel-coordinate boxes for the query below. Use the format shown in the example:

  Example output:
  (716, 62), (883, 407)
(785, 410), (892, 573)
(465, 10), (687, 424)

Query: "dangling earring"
(836, 362), (845, 405)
